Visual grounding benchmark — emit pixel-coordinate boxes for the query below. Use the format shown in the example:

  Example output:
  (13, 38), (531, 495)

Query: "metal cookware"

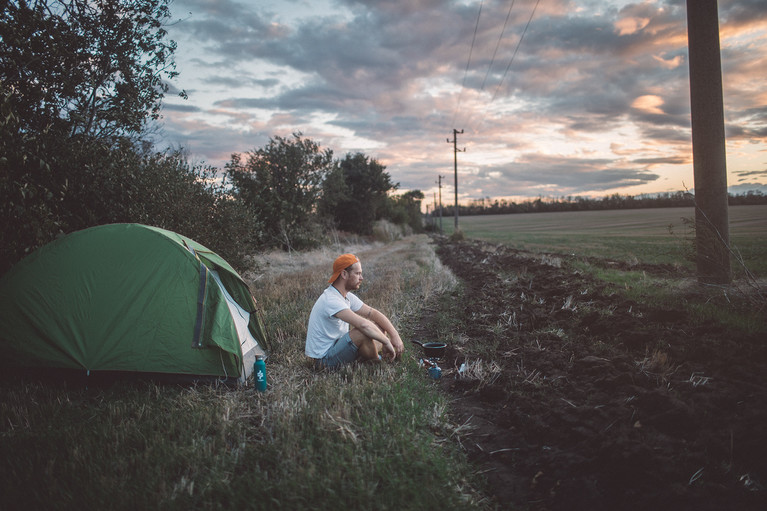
(411, 339), (447, 359)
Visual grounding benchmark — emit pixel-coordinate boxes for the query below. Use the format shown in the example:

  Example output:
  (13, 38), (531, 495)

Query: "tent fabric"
(209, 270), (261, 380)
(0, 223), (267, 383)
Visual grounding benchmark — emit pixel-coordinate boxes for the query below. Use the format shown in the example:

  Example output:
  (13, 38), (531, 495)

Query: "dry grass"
(635, 349), (680, 385)
(0, 235), (488, 510)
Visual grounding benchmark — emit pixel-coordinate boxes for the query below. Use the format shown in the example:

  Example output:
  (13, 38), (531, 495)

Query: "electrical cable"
(449, 0), (541, 160)
(451, 0), (484, 130)
(480, 0), (518, 91)
(491, 0), (541, 103)
(456, 0), (539, 136)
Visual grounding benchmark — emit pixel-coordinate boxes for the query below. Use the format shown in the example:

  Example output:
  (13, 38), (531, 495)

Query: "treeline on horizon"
(430, 189), (767, 217)
(0, 0), (424, 277)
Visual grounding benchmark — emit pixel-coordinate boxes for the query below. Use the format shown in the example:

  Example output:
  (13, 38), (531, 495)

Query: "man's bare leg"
(350, 329), (383, 361)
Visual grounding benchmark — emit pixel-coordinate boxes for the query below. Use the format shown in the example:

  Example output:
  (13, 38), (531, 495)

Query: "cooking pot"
(411, 340), (447, 359)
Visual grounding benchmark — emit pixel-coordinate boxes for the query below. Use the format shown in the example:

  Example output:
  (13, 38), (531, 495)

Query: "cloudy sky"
(157, 0), (767, 205)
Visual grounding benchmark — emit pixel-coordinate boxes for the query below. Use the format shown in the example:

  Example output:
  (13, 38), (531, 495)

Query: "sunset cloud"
(632, 95), (666, 115)
(159, 0), (767, 201)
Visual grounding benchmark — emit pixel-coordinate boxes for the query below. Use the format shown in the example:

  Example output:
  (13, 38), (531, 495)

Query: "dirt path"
(420, 238), (766, 510)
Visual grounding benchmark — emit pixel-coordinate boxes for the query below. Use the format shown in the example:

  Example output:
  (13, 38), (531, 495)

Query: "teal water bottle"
(254, 355), (267, 392)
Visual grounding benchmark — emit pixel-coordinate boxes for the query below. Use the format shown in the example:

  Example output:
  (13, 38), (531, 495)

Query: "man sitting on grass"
(305, 254), (405, 369)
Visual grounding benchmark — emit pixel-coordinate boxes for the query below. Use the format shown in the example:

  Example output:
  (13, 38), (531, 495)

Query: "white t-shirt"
(305, 286), (364, 358)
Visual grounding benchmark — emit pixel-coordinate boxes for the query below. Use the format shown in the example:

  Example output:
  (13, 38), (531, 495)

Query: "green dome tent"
(0, 224), (268, 384)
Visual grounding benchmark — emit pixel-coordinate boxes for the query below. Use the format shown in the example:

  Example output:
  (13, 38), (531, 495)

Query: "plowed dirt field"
(420, 238), (766, 510)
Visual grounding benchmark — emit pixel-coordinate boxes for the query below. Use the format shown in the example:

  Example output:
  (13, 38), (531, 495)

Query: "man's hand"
(390, 334), (405, 358)
(381, 341), (397, 360)
(338, 306), (405, 362)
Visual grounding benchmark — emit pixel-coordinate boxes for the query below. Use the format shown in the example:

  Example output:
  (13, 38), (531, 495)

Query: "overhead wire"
(442, 0), (543, 209)
(491, 0), (541, 103)
(450, 0), (484, 130)
(480, 0), (518, 92)
(450, 0), (542, 153)
(455, 0), (538, 135)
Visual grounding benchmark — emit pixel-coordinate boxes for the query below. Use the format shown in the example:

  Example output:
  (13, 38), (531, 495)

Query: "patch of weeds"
(540, 254), (563, 267)
(635, 349), (680, 386)
(686, 301), (766, 336)
(588, 266), (652, 293)
(572, 258), (766, 336)
(456, 359), (503, 388)
(590, 339), (616, 356)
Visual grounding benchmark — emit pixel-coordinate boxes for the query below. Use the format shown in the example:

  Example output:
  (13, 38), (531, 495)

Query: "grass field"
(1, 209), (764, 510)
(436, 205), (767, 276)
(0, 236), (488, 511)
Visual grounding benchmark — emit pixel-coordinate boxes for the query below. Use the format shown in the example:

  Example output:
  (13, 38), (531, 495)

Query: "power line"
(491, 0), (541, 102)
(447, 0), (541, 194)
(454, 0), (540, 135)
(451, 0), (484, 129)
(480, 0), (518, 91)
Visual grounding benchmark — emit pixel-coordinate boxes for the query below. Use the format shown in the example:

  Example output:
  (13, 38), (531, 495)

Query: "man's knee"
(349, 330), (382, 360)
(358, 338), (382, 360)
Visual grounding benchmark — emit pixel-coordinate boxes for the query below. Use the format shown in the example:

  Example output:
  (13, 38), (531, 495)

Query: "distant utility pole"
(447, 129), (465, 230)
(437, 175), (445, 234)
(432, 192), (437, 230)
(686, 0), (731, 284)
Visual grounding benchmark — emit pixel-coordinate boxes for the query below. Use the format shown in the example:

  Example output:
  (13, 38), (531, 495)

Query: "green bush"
(0, 122), (263, 274)
(226, 133), (333, 251)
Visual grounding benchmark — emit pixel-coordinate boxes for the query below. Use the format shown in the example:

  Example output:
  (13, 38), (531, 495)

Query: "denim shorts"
(317, 332), (358, 370)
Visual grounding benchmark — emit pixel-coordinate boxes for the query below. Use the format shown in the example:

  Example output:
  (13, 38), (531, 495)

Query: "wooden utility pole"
(447, 129), (464, 230)
(686, 0), (731, 284)
(431, 192), (437, 230)
(437, 175), (445, 234)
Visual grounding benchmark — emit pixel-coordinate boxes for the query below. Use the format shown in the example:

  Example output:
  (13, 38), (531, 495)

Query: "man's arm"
(335, 308), (398, 358)
(357, 304), (404, 357)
